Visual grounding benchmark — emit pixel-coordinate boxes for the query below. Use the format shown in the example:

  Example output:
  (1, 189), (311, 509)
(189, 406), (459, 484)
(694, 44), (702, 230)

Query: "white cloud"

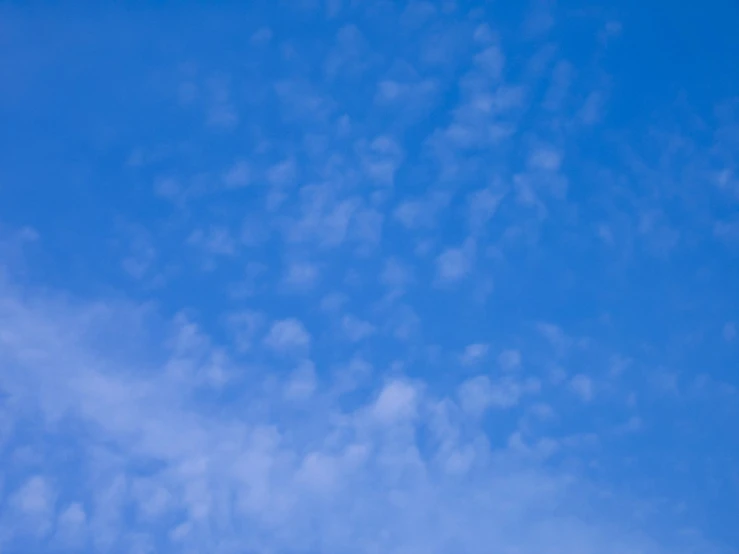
(373, 58), (438, 117)
(714, 220), (739, 243)
(341, 314), (376, 342)
(264, 318), (311, 352)
(177, 80), (198, 106)
(55, 502), (87, 546)
(229, 262), (267, 298)
(282, 261), (320, 290)
(638, 209), (680, 257)
(393, 191), (450, 230)
(458, 375), (539, 416)
(458, 375), (499, 415)
(651, 370), (680, 396)
(11, 476), (53, 516)
(351, 205), (384, 250)
(394, 200), (425, 229)
(324, 24), (371, 79)
(474, 45), (505, 78)
(528, 147), (562, 171)
(544, 60), (573, 111)
(461, 343), (489, 365)
(267, 158), (297, 188)
(281, 184), (363, 248)
(537, 322), (571, 354)
(359, 136), (404, 186)
(10, 476), (55, 536)
(295, 451), (339, 493)
(529, 403), (556, 420)
(723, 322), (736, 342)
(207, 104), (239, 129)
(121, 230), (157, 281)
(375, 78), (437, 106)
(226, 310), (264, 351)
(615, 415), (643, 434)
(274, 79), (335, 124)
(599, 20), (622, 43)
(251, 27), (272, 44)
(436, 243), (474, 283)
(380, 257), (414, 291)
(320, 292), (348, 313)
(371, 380), (419, 424)
(2, 7), (735, 552)
(498, 349), (522, 371)
(384, 303), (421, 341)
(468, 186), (504, 233)
(206, 77), (239, 129)
(132, 480), (172, 521)
(332, 356), (373, 393)
(578, 91), (604, 125)
(154, 176), (182, 202)
(570, 374), (594, 402)
(187, 226), (237, 257)
(223, 160), (251, 188)
(284, 360), (317, 401)
(472, 23), (495, 44)
(426, 38), (525, 174)
(0, 281), (727, 554)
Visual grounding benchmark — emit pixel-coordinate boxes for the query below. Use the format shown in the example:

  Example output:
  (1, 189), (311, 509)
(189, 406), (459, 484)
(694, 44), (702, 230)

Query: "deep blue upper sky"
(1, 2), (738, 553)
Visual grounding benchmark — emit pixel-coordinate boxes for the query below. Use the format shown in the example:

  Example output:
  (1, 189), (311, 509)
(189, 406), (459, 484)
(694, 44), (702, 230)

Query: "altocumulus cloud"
(1, 2), (738, 554)
(0, 278), (726, 554)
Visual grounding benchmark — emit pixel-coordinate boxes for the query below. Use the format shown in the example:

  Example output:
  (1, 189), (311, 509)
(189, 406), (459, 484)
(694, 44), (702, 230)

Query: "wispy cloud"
(264, 318), (311, 353)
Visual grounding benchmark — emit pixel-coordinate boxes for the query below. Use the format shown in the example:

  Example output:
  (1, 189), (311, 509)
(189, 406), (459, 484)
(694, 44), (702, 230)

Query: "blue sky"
(1, 1), (738, 553)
